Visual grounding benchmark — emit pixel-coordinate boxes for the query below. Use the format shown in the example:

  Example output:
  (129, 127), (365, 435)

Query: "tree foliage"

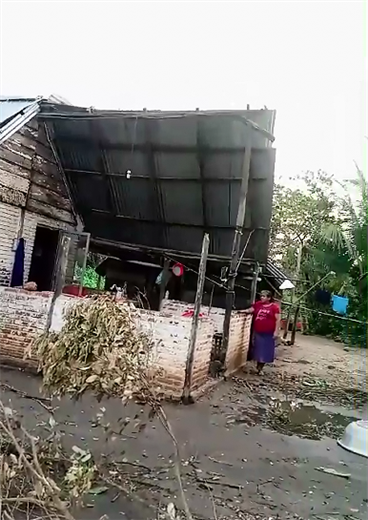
(271, 168), (367, 347)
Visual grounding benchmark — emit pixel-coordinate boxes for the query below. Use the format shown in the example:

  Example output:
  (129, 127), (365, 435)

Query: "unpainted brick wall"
(0, 291), (215, 399)
(225, 311), (252, 375)
(161, 299), (253, 376)
(137, 310), (214, 399)
(161, 299), (225, 333)
(0, 287), (53, 367)
(190, 320), (215, 390)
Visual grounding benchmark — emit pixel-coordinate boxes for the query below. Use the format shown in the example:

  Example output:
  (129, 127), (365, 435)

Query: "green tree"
(270, 170), (338, 278)
(271, 168), (367, 346)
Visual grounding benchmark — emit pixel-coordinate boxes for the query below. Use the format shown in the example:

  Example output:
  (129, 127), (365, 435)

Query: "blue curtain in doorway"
(10, 238), (25, 287)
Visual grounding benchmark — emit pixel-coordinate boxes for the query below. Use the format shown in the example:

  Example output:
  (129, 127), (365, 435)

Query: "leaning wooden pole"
(45, 235), (71, 332)
(182, 233), (210, 404)
(222, 142), (252, 356)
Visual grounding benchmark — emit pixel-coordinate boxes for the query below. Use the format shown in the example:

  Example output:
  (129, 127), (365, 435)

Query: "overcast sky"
(1, 1), (366, 181)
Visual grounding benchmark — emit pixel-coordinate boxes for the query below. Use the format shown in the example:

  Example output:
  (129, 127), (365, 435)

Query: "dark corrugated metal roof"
(40, 105), (276, 263)
(265, 259), (290, 286)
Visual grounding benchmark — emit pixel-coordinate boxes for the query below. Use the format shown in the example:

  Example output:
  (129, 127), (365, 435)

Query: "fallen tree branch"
(0, 382), (51, 403)
(156, 406), (194, 520)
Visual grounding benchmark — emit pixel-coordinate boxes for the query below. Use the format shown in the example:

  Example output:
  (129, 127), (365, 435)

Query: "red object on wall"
(181, 309), (204, 318)
(172, 263), (184, 277)
(62, 285), (88, 297)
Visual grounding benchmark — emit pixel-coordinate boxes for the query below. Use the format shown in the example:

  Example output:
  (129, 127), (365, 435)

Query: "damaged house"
(0, 98), (287, 398)
(0, 97), (80, 289)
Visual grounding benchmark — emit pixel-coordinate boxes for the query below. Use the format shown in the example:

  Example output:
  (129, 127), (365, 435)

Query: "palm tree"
(320, 164), (367, 279)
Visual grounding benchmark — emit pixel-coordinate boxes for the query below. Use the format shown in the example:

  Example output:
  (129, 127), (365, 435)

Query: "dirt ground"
(0, 334), (367, 520)
(275, 334), (367, 390)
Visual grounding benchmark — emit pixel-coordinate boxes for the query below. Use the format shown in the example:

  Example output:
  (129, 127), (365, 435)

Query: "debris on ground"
(0, 400), (94, 520)
(315, 467), (351, 479)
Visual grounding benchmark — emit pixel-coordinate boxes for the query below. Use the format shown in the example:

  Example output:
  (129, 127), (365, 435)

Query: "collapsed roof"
(39, 104), (277, 266)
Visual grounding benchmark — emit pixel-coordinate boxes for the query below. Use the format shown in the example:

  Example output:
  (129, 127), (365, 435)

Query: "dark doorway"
(28, 226), (60, 291)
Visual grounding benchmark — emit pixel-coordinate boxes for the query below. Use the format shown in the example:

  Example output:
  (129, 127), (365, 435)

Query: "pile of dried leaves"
(29, 296), (156, 402)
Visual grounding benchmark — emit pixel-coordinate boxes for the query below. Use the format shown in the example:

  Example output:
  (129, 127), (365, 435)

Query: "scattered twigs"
(156, 405), (194, 520)
(0, 382), (54, 415)
(207, 456), (233, 467)
(0, 382), (50, 403)
(0, 400), (77, 520)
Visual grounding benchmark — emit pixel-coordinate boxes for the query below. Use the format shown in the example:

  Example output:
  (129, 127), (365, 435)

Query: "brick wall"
(190, 320), (215, 390)
(161, 299), (225, 333)
(137, 310), (214, 399)
(138, 311), (191, 399)
(0, 290), (215, 399)
(0, 287), (53, 367)
(225, 311), (252, 375)
(161, 298), (253, 376)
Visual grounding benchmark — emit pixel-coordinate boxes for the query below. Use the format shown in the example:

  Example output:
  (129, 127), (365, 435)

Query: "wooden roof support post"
(250, 262), (260, 304)
(182, 233), (210, 404)
(46, 234), (71, 331)
(222, 142), (252, 358)
(158, 258), (170, 310)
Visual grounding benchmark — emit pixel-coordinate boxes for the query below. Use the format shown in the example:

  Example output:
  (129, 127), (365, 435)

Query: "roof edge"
(0, 99), (42, 145)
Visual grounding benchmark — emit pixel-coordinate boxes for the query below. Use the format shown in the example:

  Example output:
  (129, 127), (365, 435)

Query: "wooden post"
(284, 243), (302, 339)
(290, 305), (300, 345)
(159, 258), (170, 310)
(45, 235), (71, 331)
(222, 143), (251, 355)
(182, 233), (210, 404)
(250, 262), (260, 304)
(78, 233), (91, 297)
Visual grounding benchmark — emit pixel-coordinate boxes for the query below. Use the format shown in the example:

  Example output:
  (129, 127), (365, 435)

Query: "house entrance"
(28, 226), (60, 291)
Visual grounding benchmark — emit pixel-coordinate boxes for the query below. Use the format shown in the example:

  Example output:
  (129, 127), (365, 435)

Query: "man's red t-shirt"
(253, 301), (280, 334)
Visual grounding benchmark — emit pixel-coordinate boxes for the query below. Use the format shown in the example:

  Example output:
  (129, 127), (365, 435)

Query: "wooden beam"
(90, 120), (118, 217)
(64, 167), (248, 181)
(158, 258), (170, 310)
(45, 234), (70, 331)
(196, 117), (208, 231)
(91, 235), (256, 264)
(250, 262), (260, 303)
(144, 119), (167, 247)
(182, 233), (210, 404)
(39, 110), (275, 142)
(222, 142), (252, 355)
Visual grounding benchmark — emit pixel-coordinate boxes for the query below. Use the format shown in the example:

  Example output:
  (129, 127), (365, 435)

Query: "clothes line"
(281, 301), (368, 326)
(163, 254), (251, 294)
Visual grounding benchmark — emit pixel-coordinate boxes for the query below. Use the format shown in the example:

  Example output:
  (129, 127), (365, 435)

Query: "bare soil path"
(0, 334), (367, 520)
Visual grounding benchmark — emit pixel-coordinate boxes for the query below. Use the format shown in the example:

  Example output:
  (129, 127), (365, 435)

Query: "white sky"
(1, 0), (366, 181)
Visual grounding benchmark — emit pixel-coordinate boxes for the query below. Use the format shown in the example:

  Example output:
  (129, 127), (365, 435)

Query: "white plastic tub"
(338, 420), (368, 458)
